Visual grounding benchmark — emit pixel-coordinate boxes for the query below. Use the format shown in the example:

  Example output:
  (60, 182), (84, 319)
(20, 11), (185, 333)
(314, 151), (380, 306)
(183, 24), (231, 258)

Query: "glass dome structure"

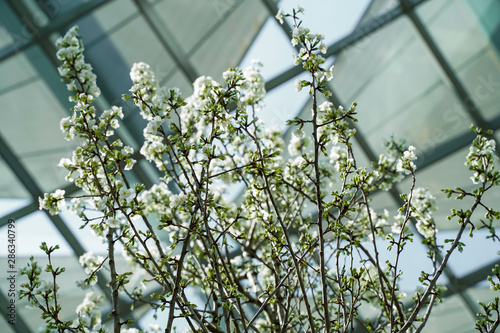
(0, 0), (499, 332)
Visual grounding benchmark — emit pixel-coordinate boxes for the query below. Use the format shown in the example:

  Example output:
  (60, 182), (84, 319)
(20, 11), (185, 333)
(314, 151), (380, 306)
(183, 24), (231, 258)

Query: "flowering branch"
(23, 8), (500, 333)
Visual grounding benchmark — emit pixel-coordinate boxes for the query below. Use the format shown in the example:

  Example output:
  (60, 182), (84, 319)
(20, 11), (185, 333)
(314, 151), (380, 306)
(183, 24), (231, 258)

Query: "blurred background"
(0, 0), (499, 331)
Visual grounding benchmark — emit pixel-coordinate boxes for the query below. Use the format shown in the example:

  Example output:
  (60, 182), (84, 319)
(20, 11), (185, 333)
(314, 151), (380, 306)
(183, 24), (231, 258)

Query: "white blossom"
(119, 187), (136, 203)
(107, 217), (121, 228)
(320, 42), (327, 54)
(130, 62), (155, 84)
(275, 8), (284, 25)
(396, 145), (417, 174)
(148, 324), (161, 332)
(412, 187), (437, 238)
(295, 79), (303, 92)
(241, 61), (265, 105)
(79, 252), (105, 276)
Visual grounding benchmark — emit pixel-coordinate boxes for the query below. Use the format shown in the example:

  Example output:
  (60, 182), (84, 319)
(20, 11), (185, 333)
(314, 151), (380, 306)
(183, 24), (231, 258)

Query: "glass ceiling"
(1, 0), (499, 332)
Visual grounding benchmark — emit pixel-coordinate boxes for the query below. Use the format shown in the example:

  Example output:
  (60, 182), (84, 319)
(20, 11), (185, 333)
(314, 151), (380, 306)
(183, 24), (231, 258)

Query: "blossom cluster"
(466, 130), (498, 185)
(39, 25), (140, 240)
(75, 292), (105, 332)
(411, 187), (438, 239)
(55, 26), (100, 99)
(277, 7), (334, 97)
(396, 145), (417, 174)
(78, 251), (105, 286)
(373, 137), (415, 191)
